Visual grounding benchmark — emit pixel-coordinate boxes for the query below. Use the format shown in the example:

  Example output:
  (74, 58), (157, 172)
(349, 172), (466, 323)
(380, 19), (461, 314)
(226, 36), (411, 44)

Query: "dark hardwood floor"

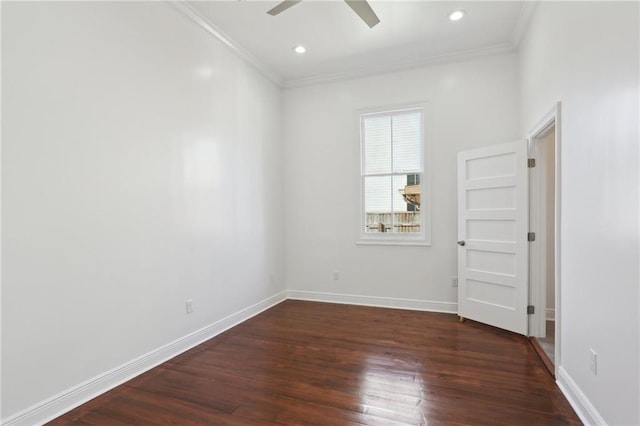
(49, 300), (581, 425)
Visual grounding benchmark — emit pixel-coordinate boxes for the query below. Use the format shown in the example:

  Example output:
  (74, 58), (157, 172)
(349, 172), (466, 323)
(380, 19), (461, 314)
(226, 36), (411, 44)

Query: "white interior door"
(457, 141), (528, 335)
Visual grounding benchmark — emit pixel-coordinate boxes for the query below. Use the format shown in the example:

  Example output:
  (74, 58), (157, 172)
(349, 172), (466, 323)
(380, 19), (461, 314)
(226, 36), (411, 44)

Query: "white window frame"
(357, 103), (431, 246)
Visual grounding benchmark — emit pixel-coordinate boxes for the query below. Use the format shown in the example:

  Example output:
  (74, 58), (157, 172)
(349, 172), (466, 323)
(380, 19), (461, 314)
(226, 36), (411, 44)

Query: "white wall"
(1, 2), (284, 420)
(283, 54), (520, 307)
(519, 2), (639, 424)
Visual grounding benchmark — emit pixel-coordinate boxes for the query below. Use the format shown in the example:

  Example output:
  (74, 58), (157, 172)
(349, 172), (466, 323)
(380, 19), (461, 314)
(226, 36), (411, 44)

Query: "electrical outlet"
(452, 277), (458, 287)
(186, 299), (193, 314)
(333, 271), (340, 281)
(589, 348), (598, 375)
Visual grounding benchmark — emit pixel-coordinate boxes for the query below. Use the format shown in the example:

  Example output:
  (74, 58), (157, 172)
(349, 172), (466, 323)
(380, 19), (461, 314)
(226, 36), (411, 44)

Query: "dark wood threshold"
(530, 337), (555, 377)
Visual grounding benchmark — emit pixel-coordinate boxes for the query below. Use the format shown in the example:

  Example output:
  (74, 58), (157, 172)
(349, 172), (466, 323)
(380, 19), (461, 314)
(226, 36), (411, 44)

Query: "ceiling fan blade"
(267, 0), (303, 16)
(344, 0), (380, 28)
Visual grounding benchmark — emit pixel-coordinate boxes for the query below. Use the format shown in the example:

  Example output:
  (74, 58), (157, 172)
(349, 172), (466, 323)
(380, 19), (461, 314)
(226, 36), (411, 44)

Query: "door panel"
(457, 141), (528, 335)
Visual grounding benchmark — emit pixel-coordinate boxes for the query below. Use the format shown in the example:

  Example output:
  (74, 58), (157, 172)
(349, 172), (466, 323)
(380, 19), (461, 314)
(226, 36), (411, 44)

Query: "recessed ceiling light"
(449, 10), (466, 21)
(293, 45), (306, 54)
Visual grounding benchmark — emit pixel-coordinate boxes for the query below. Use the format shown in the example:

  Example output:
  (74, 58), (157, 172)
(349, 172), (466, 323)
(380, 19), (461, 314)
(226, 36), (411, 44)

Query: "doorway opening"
(527, 103), (561, 376)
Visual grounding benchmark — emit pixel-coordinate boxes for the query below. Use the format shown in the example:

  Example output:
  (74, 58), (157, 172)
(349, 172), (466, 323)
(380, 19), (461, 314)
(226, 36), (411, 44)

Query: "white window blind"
(361, 108), (425, 238)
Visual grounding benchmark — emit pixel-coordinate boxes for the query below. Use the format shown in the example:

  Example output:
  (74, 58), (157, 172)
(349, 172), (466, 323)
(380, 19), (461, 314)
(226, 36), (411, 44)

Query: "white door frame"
(527, 102), (561, 374)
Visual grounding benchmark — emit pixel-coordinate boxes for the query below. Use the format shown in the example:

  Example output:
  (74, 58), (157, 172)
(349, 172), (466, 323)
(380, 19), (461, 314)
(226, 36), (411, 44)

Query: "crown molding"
(171, 0), (532, 90)
(169, 1), (284, 87)
(283, 43), (516, 89)
(511, 1), (538, 48)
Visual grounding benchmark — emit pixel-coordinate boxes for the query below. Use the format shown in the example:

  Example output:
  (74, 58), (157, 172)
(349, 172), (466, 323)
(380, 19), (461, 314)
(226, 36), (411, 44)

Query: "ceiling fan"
(267, 0), (380, 28)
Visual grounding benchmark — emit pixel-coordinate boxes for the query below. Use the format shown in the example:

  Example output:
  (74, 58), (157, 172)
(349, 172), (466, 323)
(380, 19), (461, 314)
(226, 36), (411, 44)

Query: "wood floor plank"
(48, 300), (581, 425)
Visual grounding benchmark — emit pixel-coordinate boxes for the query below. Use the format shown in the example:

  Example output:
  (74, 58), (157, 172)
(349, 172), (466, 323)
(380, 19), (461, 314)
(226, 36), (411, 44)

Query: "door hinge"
(528, 158), (536, 168)
(527, 305), (535, 315)
(528, 232), (536, 242)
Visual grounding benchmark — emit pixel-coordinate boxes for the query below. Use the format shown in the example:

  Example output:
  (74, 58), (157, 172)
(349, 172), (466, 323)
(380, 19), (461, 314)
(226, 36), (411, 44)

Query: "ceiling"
(182, 1), (535, 87)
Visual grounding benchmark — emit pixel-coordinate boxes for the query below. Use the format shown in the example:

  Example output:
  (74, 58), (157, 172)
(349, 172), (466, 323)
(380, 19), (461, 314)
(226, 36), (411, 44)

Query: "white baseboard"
(556, 366), (606, 425)
(546, 308), (556, 321)
(2, 291), (288, 426)
(287, 290), (457, 314)
(2, 290), (454, 425)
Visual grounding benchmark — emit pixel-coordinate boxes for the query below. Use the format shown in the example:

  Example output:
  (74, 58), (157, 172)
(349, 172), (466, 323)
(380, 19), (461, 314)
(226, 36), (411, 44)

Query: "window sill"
(356, 239), (431, 247)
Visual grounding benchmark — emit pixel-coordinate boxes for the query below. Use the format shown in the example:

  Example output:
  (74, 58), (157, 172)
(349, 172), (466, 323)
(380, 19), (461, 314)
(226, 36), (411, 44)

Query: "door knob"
(457, 240), (466, 246)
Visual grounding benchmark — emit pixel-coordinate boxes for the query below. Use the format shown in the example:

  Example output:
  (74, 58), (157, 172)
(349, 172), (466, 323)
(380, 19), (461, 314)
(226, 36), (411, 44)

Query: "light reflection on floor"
(358, 354), (428, 425)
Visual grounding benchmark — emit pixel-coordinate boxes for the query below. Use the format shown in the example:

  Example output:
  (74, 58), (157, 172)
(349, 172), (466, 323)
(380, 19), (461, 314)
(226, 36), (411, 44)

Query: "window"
(359, 106), (429, 245)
